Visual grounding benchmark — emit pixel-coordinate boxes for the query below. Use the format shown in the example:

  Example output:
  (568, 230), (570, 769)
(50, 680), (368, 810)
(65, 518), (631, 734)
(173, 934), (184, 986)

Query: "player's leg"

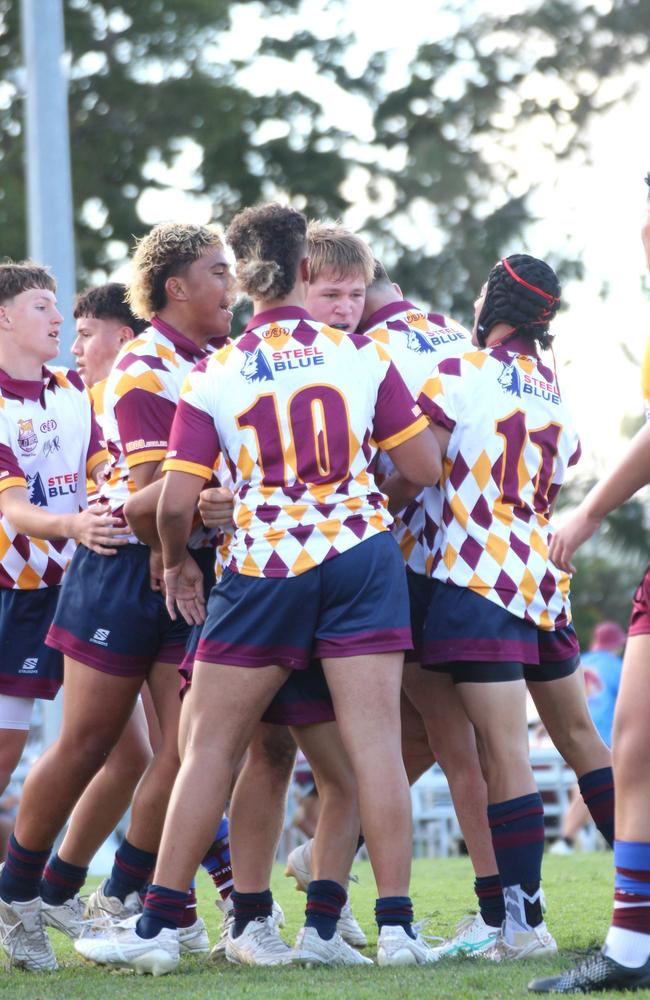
(0, 698), (33, 796)
(54, 698), (152, 869)
(527, 628), (613, 847)
(0, 655), (140, 938)
(530, 633), (650, 992)
(227, 723), (296, 893)
(402, 664), (504, 953)
(453, 671), (556, 959)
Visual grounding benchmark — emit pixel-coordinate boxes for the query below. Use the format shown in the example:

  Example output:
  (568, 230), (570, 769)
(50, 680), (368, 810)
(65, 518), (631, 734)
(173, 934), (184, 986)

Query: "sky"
(121, 0), (650, 477)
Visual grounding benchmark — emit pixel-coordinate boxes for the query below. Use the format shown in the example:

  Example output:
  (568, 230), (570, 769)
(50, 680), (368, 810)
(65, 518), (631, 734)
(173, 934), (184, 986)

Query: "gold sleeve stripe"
(0, 476), (27, 494)
(162, 458), (213, 480)
(125, 448), (168, 469)
(376, 414), (429, 451)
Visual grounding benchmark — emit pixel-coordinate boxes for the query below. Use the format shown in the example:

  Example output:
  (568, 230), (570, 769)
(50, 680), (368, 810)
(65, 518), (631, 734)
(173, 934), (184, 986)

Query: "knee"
(253, 726), (296, 776)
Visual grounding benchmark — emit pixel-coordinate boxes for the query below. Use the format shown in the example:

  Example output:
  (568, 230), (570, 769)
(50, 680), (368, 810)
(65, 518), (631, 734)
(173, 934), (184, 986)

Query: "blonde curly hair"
(126, 222), (225, 320)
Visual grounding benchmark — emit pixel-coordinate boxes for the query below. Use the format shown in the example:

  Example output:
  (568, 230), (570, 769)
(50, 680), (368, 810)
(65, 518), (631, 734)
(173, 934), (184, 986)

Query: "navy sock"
(488, 794), (545, 930)
(136, 884), (188, 939)
(375, 895), (415, 939)
(579, 766), (614, 847)
(0, 834), (50, 903)
(487, 793), (545, 886)
(474, 874), (505, 928)
(231, 889), (273, 937)
(40, 853), (88, 906)
(104, 838), (156, 902)
(304, 879), (346, 941)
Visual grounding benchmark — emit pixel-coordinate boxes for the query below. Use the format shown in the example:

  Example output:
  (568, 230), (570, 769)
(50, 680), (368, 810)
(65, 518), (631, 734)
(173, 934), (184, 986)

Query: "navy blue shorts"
(261, 660), (336, 726)
(405, 569), (434, 664)
(421, 579), (580, 683)
(0, 587), (62, 700)
(196, 532), (412, 669)
(47, 544), (199, 677)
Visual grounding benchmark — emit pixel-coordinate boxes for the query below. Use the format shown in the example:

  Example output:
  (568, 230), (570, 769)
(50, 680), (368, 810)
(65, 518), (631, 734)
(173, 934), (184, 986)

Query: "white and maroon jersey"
(164, 305), (428, 578)
(360, 300), (470, 574)
(0, 367), (107, 589)
(99, 316), (225, 547)
(417, 337), (581, 629)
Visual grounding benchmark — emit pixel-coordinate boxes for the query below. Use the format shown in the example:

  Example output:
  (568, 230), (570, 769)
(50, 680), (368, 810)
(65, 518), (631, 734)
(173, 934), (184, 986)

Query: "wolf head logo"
(497, 361), (521, 397)
(406, 329), (436, 354)
(241, 348), (274, 383)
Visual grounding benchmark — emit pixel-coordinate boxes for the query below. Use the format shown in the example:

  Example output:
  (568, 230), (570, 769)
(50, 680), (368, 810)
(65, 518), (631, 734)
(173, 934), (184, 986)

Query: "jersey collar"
(0, 366), (58, 402)
(488, 333), (539, 359)
(357, 300), (418, 334)
(151, 315), (208, 362)
(244, 305), (313, 333)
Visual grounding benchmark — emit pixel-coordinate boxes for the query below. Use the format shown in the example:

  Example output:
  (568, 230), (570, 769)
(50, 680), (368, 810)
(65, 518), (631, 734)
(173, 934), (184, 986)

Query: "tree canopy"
(0, 0), (649, 317)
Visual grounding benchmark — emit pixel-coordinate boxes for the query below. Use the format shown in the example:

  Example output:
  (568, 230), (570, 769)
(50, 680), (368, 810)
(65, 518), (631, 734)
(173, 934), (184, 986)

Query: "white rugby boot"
(178, 915), (210, 954)
(0, 894), (57, 971)
(225, 915), (293, 966)
(430, 912), (500, 959)
(377, 924), (441, 966)
(293, 925), (373, 966)
(211, 897), (284, 959)
(74, 914), (179, 976)
(84, 877), (142, 922)
(285, 839), (368, 948)
(484, 921), (557, 961)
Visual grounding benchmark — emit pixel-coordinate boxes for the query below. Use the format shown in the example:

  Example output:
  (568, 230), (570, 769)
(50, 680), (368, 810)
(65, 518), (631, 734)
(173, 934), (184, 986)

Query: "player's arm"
(381, 424), (450, 514)
(0, 485), (129, 555)
(550, 421), (650, 573)
(157, 471), (208, 622)
(373, 359), (442, 487)
(124, 477), (164, 548)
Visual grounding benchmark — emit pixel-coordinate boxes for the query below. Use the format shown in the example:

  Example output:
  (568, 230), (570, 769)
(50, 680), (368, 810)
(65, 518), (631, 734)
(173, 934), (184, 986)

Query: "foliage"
(0, 1), (649, 319)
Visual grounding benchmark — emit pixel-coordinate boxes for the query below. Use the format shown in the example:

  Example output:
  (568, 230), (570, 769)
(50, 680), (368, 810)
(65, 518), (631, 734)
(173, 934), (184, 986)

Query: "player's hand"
(73, 503), (130, 555)
(149, 549), (164, 592)
(164, 555), (206, 626)
(198, 486), (235, 529)
(549, 506), (602, 574)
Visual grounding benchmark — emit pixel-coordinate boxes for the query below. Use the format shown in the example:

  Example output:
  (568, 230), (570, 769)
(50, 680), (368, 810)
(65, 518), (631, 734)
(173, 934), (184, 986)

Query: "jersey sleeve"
(0, 441), (27, 494)
(416, 360), (461, 432)
(372, 360), (429, 450)
(163, 369), (221, 480)
(114, 387), (177, 469)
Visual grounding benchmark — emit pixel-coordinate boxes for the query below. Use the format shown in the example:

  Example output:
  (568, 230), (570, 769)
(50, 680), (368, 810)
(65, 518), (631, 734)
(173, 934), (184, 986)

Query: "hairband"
(500, 258), (560, 305)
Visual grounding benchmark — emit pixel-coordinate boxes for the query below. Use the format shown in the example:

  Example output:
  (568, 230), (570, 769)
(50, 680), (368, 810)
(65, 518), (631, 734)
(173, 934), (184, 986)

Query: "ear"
(164, 275), (187, 303)
(0, 304), (11, 327)
(392, 282), (402, 297)
(300, 256), (311, 284)
(119, 324), (135, 344)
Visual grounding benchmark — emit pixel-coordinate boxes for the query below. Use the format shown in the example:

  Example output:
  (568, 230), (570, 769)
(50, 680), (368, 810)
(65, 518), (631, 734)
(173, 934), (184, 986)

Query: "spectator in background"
(550, 622), (625, 855)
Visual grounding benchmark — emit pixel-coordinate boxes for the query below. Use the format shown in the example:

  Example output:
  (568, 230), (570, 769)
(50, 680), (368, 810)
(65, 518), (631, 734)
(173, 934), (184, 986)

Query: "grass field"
(2, 852), (646, 999)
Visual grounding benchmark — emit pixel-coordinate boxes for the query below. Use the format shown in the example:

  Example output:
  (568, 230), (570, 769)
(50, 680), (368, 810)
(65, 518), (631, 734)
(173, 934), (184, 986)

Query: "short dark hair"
(369, 258), (392, 287)
(0, 261), (56, 305)
(227, 203), (307, 301)
(73, 282), (147, 333)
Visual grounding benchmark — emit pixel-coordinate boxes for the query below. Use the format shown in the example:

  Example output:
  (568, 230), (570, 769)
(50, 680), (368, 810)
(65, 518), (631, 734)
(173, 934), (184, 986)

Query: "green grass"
(2, 853), (647, 999)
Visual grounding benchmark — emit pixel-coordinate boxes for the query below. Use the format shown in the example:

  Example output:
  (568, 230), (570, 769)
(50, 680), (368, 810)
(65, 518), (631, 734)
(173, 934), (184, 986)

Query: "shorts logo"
(497, 361), (521, 397)
(241, 348), (274, 383)
(17, 418), (38, 455)
(26, 472), (48, 508)
(19, 657), (38, 673)
(90, 628), (111, 646)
